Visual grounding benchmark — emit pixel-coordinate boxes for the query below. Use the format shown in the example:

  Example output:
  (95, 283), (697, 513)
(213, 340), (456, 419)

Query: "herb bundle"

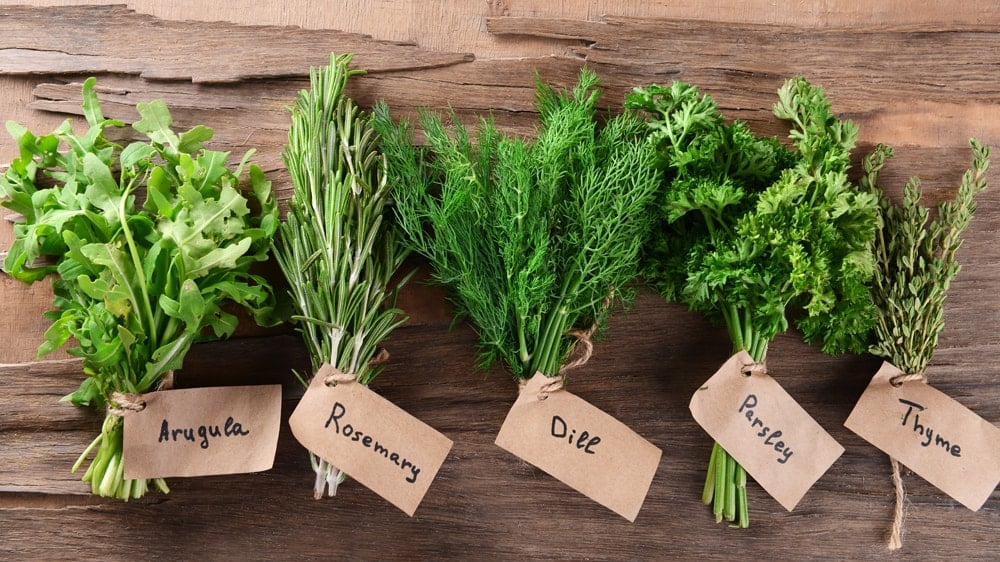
(859, 139), (989, 549)
(371, 67), (660, 383)
(273, 53), (410, 498)
(0, 79), (278, 499)
(628, 77), (880, 526)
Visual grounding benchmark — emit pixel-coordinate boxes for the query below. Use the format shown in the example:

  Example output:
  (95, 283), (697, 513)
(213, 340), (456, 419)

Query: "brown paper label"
(844, 362), (1000, 511)
(494, 372), (663, 522)
(288, 365), (454, 516)
(123, 385), (282, 479)
(689, 351), (844, 511)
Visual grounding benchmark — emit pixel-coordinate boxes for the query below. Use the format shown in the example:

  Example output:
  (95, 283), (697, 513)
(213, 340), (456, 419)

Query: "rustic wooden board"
(1, 3), (998, 559)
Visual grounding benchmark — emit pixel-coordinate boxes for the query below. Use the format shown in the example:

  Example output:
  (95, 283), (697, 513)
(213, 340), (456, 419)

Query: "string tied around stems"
(319, 348), (390, 386)
(106, 370), (175, 417)
(886, 368), (926, 551)
(521, 321), (598, 401)
(740, 359), (767, 378)
(107, 392), (146, 417)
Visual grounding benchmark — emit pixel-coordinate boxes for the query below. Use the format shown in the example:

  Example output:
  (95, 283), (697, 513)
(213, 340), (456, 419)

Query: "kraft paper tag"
(288, 364), (454, 516)
(844, 362), (1000, 511)
(123, 385), (282, 479)
(689, 351), (844, 511)
(494, 372), (663, 522)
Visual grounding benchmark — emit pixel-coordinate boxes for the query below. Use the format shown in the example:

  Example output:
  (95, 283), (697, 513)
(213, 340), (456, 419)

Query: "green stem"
(119, 189), (157, 351)
(702, 441), (718, 505)
(702, 303), (766, 528)
(724, 448), (737, 522)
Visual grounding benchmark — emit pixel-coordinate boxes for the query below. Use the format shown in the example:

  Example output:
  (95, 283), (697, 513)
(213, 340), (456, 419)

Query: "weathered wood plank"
(487, 16), (1000, 150)
(0, 5), (474, 83)
(1, 4), (999, 559)
(0, 291), (997, 558)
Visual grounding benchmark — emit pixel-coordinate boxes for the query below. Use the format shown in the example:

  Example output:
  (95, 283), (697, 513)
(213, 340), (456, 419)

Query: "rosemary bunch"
(273, 53), (410, 498)
(372, 67), (661, 381)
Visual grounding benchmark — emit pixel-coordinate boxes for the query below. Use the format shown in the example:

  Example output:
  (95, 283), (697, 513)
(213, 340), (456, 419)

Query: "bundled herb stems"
(0, 80), (277, 499)
(629, 77), (880, 526)
(274, 53), (410, 498)
(372, 67), (660, 383)
(858, 139), (990, 549)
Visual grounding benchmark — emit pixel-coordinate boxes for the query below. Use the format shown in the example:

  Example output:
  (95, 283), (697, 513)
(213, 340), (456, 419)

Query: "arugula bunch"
(859, 139), (989, 550)
(1, 79), (277, 499)
(628, 77), (880, 527)
(372, 67), (661, 381)
(273, 53), (410, 498)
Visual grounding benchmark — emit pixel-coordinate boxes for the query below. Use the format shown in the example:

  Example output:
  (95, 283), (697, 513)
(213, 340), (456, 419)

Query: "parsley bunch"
(274, 53), (410, 498)
(628, 77), (880, 527)
(1, 79), (278, 499)
(372, 67), (661, 381)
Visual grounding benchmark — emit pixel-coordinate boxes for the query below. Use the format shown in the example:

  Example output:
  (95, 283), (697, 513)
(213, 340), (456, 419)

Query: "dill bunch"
(372, 67), (661, 381)
(273, 53), (410, 498)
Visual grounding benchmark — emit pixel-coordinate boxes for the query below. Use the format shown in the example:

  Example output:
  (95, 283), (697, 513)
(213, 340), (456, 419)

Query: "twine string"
(740, 360), (768, 378)
(889, 371), (927, 387)
(107, 391), (146, 417)
(888, 457), (906, 551)
(886, 368), (925, 550)
(323, 367), (358, 386)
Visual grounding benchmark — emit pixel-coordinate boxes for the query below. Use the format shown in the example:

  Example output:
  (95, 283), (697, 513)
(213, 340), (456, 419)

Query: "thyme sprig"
(861, 140), (990, 375)
(372, 67), (661, 381)
(273, 53), (410, 498)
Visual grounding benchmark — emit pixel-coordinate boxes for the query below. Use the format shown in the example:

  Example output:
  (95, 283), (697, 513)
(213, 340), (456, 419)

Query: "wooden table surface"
(1, 2), (998, 560)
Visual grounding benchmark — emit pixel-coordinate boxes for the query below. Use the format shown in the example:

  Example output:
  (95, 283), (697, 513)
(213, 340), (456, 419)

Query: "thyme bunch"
(273, 53), (410, 498)
(861, 140), (990, 374)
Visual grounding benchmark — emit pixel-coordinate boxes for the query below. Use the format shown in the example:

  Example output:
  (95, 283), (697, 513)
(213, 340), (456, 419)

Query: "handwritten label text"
(899, 398), (962, 457)
(739, 394), (794, 464)
(325, 401), (421, 483)
(158, 416), (250, 449)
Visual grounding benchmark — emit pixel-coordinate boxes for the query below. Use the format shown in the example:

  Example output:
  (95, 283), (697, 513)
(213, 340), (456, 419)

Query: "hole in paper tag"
(844, 361), (1000, 511)
(288, 365), (454, 517)
(494, 372), (663, 522)
(689, 351), (844, 511)
(122, 385), (282, 479)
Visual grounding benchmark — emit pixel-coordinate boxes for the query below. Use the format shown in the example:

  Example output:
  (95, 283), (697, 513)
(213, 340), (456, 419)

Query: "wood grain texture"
(0, 2), (998, 559)
(0, 5), (474, 82)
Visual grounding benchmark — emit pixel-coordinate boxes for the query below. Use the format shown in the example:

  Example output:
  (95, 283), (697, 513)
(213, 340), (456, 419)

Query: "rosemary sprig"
(273, 53), (410, 498)
(372, 67), (661, 381)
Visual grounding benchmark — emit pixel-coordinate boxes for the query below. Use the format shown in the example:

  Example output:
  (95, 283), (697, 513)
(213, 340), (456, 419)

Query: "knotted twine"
(520, 323), (597, 401)
(107, 370), (176, 417)
(320, 348), (391, 386)
(885, 369), (928, 551)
